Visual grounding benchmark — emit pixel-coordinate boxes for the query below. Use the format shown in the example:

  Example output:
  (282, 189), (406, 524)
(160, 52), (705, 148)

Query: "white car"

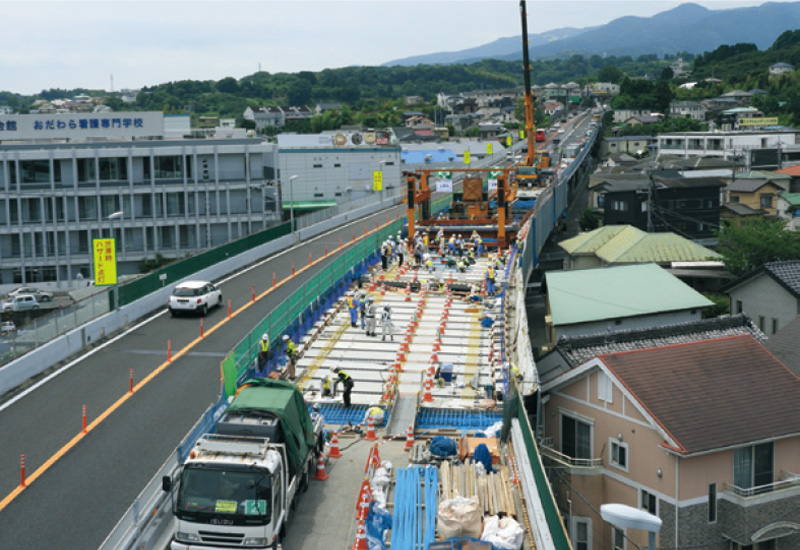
(7, 286), (53, 302)
(0, 321), (16, 334)
(168, 281), (222, 317)
(1, 295), (40, 312)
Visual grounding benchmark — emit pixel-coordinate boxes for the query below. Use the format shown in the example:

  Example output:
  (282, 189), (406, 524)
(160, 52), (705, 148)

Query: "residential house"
(624, 114), (662, 126)
(543, 83), (569, 102)
(283, 105), (313, 122)
(602, 153), (639, 168)
(600, 175), (725, 240)
(540, 335), (800, 550)
(669, 100), (706, 121)
(543, 101), (565, 117)
(0, 105), (14, 115)
(777, 192), (800, 230)
(404, 95), (425, 106)
(701, 96), (739, 112)
(725, 179), (785, 217)
(600, 136), (657, 157)
(244, 106), (285, 130)
(720, 90), (754, 106)
(444, 113), (479, 134)
(721, 202), (768, 219)
(725, 260), (800, 336)
(402, 111), (425, 122)
(542, 263), (712, 349)
(314, 102), (341, 115)
(584, 82), (620, 97)
(558, 225), (722, 285)
(478, 122), (503, 139)
(769, 62), (794, 76)
(404, 115), (435, 129)
(535, 313), (765, 397)
(656, 129), (800, 160)
(612, 109), (653, 124)
(774, 164), (800, 192)
(725, 170), (791, 192)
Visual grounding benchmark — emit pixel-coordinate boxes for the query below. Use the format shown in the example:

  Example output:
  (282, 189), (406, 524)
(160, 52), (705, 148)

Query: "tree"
(216, 77), (240, 94)
(579, 208), (599, 231)
(715, 218), (800, 276)
(597, 65), (624, 84)
(702, 292), (730, 318)
(287, 80), (312, 106)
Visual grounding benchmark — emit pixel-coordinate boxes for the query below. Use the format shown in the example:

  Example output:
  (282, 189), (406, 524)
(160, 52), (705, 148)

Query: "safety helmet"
(333, 367), (340, 373)
(282, 335), (290, 341)
(384, 305), (390, 311)
(348, 291), (354, 296)
(367, 296), (374, 302)
(262, 333), (269, 340)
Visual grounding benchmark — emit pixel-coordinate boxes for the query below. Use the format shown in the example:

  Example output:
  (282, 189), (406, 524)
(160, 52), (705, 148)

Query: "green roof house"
(543, 263), (713, 348)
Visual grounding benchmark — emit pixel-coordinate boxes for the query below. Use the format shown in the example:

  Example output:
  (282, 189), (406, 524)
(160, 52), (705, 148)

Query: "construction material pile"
(439, 460), (515, 517)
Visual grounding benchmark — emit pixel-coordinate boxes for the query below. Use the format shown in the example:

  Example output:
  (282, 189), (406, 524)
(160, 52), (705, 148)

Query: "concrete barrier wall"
(0, 198), (400, 397)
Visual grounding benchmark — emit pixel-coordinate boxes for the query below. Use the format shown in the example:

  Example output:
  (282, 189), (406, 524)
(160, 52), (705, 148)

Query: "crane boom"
(520, 0), (536, 167)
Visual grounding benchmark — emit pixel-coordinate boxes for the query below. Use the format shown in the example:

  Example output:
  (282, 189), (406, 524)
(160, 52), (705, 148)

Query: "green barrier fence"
(117, 222), (292, 307)
(503, 382), (572, 550)
(220, 219), (404, 398)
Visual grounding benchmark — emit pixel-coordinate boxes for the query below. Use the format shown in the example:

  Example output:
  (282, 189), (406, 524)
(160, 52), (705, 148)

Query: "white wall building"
(657, 130), (799, 159)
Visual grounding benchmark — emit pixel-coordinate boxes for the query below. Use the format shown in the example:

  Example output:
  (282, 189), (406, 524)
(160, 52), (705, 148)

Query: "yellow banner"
(739, 117), (779, 126)
(519, 130), (525, 139)
(464, 150), (471, 165)
(506, 136), (512, 146)
(486, 143), (493, 155)
(93, 238), (117, 286)
(372, 170), (383, 191)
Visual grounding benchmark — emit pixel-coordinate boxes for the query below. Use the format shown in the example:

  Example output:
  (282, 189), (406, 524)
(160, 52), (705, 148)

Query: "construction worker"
(457, 257), (468, 273)
(333, 367), (354, 408)
(346, 291), (358, 327)
(486, 264), (496, 295)
(257, 333), (271, 370)
(365, 296), (377, 336)
(320, 370), (336, 398)
(422, 232), (429, 253)
(397, 237), (405, 266)
(364, 404), (385, 426)
(358, 291), (367, 329)
(467, 247), (476, 265)
(425, 255), (434, 273)
(381, 305), (394, 341)
(509, 363), (523, 383)
(282, 334), (297, 381)
(380, 241), (389, 270)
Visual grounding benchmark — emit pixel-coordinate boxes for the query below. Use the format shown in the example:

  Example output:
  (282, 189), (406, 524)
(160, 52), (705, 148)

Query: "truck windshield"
(176, 466), (271, 523)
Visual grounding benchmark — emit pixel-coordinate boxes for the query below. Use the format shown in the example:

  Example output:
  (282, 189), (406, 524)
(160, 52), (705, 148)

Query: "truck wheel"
(280, 522), (287, 540)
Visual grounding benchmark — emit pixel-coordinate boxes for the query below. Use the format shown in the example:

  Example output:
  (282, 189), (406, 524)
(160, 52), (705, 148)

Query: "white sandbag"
(481, 515), (524, 550)
(484, 421), (503, 438)
(372, 467), (391, 489)
(437, 496), (482, 539)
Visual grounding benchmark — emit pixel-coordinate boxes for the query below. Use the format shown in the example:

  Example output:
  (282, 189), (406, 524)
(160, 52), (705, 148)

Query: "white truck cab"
(167, 435), (297, 550)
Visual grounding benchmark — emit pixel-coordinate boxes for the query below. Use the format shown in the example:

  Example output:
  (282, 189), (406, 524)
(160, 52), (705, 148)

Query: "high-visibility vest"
(286, 340), (296, 356)
(260, 340), (269, 353)
(488, 267), (495, 279)
(347, 297), (355, 308)
(322, 376), (332, 390)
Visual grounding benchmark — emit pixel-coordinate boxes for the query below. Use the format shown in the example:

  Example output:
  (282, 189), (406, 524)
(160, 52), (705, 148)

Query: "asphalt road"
(0, 205), (403, 550)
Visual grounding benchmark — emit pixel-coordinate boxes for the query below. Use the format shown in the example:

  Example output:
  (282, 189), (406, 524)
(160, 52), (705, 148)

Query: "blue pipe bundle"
(391, 466), (440, 550)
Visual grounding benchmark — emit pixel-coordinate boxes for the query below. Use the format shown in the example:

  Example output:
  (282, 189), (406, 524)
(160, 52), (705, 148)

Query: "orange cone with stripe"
(404, 424), (415, 450)
(352, 520), (367, 550)
(364, 415), (378, 441)
(329, 431), (343, 458)
(312, 454), (329, 481)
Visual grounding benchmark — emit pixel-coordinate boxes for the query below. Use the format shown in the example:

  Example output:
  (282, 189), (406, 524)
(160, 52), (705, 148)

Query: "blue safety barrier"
(311, 404), (370, 426)
(416, 408), (503, 430)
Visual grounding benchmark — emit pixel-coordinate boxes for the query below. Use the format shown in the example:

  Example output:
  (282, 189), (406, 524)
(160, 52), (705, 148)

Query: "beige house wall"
(729, 182), (783, 216)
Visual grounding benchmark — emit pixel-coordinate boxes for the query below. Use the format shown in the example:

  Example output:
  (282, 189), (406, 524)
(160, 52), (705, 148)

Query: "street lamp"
(601, 503), (662, 550)
(379, 160), (389, 201)
(288, 175), (298, 233)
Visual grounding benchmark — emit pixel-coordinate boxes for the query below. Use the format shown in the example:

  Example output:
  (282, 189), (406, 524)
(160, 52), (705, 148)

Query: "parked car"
(6, 286), (53, 302)
(168, 281), (222, 317)
(0, 321), (16, 334)
(1, 295), (40, 312)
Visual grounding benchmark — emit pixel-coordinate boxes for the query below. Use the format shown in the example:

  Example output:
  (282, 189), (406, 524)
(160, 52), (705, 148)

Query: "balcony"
(724, 471), (800, 498)
(539, 438), (604, 470)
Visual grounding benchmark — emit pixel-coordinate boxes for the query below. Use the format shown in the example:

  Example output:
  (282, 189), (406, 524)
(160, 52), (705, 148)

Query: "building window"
(571, 517), (591, 550)
(771, 318), (779, 335)
(610, 439), (628, 471)
(613, 527), (625, 550)
(733, 442), (774, 492)
(708, 483), (717, 524)
(730, 195), (740, 203)
(98, 158), (128, 181)
(760, 195), (773, 208)
(598, 373), (614, 403)
(561, 414), (592, 460)
(640, 489), (657, 515)
(759, 316), (765, 332)
(736, 300), (743, 314)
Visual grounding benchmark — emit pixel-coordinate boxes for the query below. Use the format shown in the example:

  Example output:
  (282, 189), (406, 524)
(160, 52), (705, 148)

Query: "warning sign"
(93, 238), (117, 286)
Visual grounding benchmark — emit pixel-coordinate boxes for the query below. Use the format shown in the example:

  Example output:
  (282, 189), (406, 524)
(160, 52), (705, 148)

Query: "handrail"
(539, 442), (604, 469)
(724, 471), (800, 498)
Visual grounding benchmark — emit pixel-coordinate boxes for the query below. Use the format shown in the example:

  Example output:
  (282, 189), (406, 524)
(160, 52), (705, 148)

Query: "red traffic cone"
(312, 454), (329, 481)
(364, 415), (378, 441)
(404, 425), (415, 451)
(422, 373), (434, 403)
(329, 431), (343, 459)
(356, 489), (372, 520)
(352, 520), (368, 550)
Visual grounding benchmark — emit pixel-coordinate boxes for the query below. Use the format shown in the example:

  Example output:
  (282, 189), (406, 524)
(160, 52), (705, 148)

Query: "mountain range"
(384, 2), (800, 66)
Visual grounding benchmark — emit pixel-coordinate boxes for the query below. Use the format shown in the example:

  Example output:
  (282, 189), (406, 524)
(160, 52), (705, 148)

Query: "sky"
(0, 0), (789, 95)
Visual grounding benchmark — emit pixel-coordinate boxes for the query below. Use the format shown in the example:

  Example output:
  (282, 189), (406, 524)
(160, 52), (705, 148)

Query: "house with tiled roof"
(774, 164), (800, 192)
(559, 225), (720, 270)
(542, 263), (712, 348)
(540, 335), (800, 550)
(769, 62), (794, 76)
(724, 178), (785, 217)
(536, 313), (765, 383)
(724, 260), (800, 336)
(765, 315), (800, 376)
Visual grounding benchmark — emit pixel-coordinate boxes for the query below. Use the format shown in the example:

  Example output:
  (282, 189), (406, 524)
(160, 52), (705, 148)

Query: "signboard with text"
(0, 112), (164, 141)
(372, 170), (383, 191)
(93, 239), (118, 286)
(463, 150), (471, 165)
(739, 117), (779, 126)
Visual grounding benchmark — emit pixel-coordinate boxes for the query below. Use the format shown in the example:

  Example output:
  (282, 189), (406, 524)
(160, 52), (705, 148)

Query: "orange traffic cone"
(364, 415), (377, 441)
(352, 520), (367, 550)
(355, 476), (373, 504)
(329, 431), (343, 459)
(312, 454), (329, 481)
(405, 281), (411, 302)
(422, 372), (434, 402)
(356, 489), (372, 520)
(404, 425), (415, 451)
